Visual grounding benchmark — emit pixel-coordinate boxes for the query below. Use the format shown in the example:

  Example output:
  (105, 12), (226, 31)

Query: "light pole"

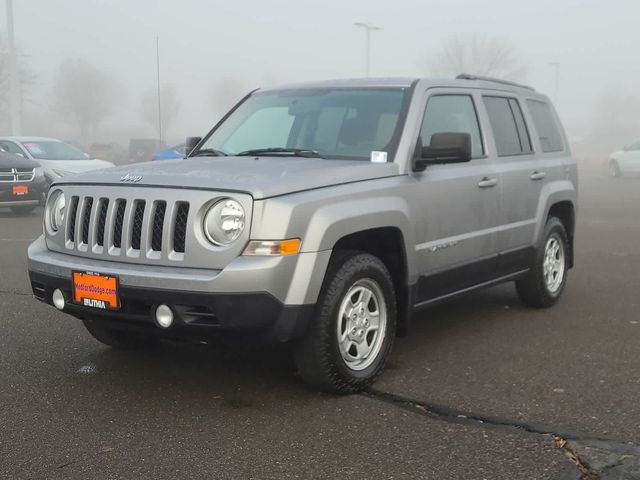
(353, 22), (381, 77)
(156, 36), (162, 144)
(5, 0), (21, 135)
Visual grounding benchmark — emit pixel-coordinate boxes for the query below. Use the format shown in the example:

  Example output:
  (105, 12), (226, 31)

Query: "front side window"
(21, 141), (87, 160)
(526, 99), (564, 153)
(419, 95), (484, 158)
(198, 88), (408, 161)
(0, 141), (25, 156)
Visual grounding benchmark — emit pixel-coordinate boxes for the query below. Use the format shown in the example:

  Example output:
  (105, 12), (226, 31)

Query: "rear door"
(484, 95), (567, 275)
(412, 89), (501, 302)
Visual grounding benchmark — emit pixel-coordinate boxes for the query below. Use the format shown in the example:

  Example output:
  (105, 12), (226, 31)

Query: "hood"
(53, 156), (401, 199)
(0, 151), (40, 169)
(38, 159), (115, 174)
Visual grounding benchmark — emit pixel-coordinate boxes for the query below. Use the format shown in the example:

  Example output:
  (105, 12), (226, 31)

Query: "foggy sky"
(2, 0), (639, 144)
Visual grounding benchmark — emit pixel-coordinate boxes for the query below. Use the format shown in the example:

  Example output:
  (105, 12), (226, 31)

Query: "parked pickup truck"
(28, 75), (577, 393)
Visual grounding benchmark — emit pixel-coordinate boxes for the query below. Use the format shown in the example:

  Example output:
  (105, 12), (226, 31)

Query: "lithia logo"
(120, 173), (143, 183)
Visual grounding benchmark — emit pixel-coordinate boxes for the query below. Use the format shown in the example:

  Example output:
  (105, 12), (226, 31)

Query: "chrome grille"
(63, 193), (191, 259)
(81, 197), (93, 245)
(151, 201), (166, 252)
(46, 185), (252, 269)
(0, 167), (35, 183)
(131, 200), (146, 250)
(173, 202), (190, 254)
(96, 199), (109, 247)
(67, 197), (79, 243)
(112, 200), (126, 249)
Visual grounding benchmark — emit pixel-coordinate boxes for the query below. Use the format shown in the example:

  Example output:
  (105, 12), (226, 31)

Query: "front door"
(412, 90), (501, 304)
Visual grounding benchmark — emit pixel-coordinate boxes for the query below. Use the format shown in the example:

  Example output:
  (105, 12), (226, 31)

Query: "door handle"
(477, 177), (498, 188)
(530, 171), (546, 181)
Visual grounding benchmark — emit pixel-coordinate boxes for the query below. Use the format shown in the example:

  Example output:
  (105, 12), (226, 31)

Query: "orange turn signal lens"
(243, 239), (301, 256)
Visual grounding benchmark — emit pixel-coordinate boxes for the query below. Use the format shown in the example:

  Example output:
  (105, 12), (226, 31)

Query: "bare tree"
(428, 35), (527, 81)
(141, 83), (180, 139)
(211, 76), (247, 116)
(51, 58), (120, 144)
(0, 36), (36, 130)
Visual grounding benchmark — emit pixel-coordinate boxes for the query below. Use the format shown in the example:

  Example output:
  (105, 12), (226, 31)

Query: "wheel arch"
(330, 226), (412, 337)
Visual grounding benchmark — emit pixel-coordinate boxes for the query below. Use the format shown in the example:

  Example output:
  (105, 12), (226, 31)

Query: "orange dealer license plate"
(12, 185), (28, 196)
(72, 271), (120, 310)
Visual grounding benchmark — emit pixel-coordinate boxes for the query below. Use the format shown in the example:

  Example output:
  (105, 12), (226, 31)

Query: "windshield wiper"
(236, 148), (324, 158)
(190, 148), (227, 157)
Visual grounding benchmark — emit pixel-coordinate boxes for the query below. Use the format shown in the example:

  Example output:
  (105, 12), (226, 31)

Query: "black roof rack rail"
(456, 73), (535, 91)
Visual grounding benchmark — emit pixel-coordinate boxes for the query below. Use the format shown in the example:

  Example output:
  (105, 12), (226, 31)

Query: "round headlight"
(46, 190), (66, 233)
(203, 198), (245, 246)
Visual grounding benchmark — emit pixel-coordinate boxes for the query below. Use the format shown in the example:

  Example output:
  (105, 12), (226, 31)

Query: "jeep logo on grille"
(120, 173), (143, 183)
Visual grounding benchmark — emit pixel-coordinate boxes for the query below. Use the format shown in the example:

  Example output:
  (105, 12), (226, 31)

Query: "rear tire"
(11, 205), (36, 215)
(294, 251), (396, 394)
(609, 160), (621, 178)
(82, 319), (159, 350)
(516, 217), (569, 308)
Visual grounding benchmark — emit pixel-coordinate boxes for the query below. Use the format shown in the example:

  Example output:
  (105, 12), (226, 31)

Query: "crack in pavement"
(365, 388), (640, 479)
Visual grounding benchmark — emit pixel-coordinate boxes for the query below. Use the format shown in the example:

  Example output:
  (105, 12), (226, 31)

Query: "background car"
(0, 150), (48, 215)
(152, 143), (186, 161)
(0, 136), (115, 184)
(608, 140), (640, 177)
(89, 142), (127, 165)
(128, 138), (166, 163)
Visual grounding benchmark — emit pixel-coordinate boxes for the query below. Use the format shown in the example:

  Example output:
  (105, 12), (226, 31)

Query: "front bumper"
(28, 236), (331, 342)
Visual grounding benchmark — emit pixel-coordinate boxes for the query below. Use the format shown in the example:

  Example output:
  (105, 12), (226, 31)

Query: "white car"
(0, 136), (115, 184)
(608, 140), (640, 177)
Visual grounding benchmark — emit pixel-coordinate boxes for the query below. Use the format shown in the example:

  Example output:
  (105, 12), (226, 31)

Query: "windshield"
(197, 88), (408, 161)
(22, 141), (88, 160)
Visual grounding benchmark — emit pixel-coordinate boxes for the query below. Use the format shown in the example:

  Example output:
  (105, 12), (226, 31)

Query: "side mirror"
(414, 132), (472, 172)
(185, 136), (202, 156)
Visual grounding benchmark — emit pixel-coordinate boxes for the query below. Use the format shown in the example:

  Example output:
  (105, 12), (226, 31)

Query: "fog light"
(52, 289), (65, 310)
(155, 304), (174, 328)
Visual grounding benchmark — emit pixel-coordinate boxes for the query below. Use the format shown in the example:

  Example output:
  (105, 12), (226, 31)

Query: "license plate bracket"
(72, 271), (120, 310)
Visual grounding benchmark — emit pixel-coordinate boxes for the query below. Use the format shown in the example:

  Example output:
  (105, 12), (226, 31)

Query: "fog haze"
(2, 0), (639, 154)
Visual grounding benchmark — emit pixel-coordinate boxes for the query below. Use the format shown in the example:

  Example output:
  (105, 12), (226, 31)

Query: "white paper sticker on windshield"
(371, 151), (387, 163)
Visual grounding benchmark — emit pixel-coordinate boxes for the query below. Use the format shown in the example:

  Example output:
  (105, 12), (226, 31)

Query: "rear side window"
(526, 99), (564, 152)
(483, 96), (532, 156)
(420, 95), (484, 158)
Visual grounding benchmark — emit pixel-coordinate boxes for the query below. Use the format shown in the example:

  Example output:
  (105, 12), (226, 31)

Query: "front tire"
(609, 160), (621, 178)
(82, 318), (158, 350)
(516, 217), (570, 308)
(294, 251), (396, 393)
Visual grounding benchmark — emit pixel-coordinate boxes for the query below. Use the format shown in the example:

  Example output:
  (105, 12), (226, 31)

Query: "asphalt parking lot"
(1, 166), (639, 479)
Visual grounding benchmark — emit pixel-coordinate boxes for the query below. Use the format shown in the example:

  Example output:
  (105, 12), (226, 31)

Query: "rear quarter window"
(526, 99), (564, 152)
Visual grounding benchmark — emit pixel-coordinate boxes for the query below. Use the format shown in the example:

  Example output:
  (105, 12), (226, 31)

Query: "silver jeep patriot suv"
(28, 75), (577, 393)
